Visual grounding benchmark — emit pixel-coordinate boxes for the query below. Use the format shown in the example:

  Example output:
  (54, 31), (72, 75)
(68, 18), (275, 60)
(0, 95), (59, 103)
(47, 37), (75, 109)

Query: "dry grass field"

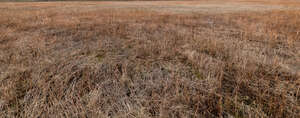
(0, 0), (300, 117)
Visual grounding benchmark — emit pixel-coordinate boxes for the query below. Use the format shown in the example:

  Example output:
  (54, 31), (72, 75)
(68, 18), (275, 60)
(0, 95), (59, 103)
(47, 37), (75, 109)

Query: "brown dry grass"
(0, 1), (299, 118)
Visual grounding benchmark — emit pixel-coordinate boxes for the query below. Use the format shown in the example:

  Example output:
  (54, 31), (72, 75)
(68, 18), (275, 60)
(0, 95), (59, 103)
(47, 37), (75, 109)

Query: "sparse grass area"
(0, 1), (299, 117)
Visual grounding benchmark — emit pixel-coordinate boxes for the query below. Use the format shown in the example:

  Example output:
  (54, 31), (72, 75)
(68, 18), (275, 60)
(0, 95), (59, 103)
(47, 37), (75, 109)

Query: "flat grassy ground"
(0, 0), (299, 117)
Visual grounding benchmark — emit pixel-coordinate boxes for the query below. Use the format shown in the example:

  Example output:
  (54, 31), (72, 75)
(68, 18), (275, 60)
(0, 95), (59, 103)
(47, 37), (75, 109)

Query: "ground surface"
(0, 0), (300, 117)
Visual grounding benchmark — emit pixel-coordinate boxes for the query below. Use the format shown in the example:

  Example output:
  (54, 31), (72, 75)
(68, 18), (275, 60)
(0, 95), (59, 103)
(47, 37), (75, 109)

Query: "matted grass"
(0, 1), (299, 117)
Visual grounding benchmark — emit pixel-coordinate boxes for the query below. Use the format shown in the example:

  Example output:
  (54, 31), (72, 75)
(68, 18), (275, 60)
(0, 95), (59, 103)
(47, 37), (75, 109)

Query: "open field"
(0, 0), (300, 117)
